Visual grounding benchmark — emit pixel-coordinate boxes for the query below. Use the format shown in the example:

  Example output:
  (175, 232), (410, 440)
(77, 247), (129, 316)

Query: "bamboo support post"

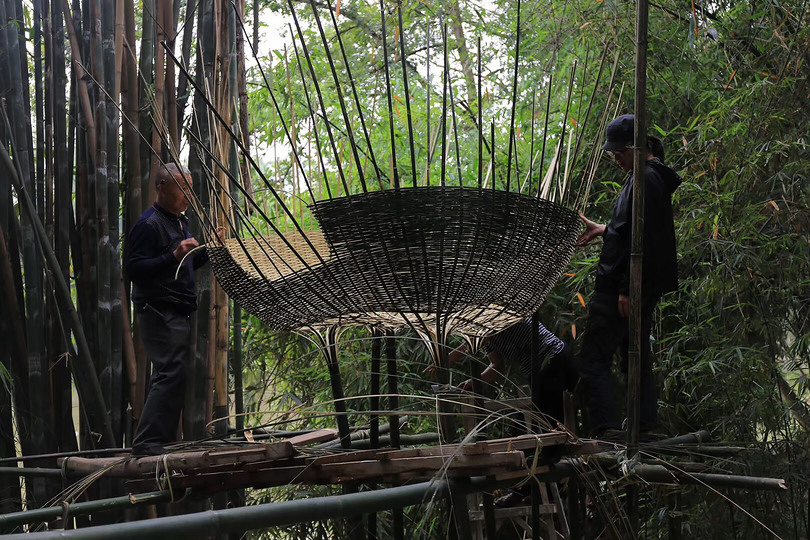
(323, 330), (351, 449)
(627, 0), (650, 531)
(385, 334), (400, 449)
(370, 333), (382, 448)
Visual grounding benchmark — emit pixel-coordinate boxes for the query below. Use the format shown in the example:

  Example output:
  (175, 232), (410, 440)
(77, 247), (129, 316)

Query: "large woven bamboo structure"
(208, 187), (580, 340)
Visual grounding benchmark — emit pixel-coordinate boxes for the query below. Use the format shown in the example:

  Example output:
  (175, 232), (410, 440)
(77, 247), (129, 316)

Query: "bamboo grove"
(1, 0), (810, 536)
(0, 0), (256, 511)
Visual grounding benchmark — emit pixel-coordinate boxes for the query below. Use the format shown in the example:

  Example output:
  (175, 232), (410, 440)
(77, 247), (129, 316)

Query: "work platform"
(58, 431), (592, 495)
(0, 428), (788, 538)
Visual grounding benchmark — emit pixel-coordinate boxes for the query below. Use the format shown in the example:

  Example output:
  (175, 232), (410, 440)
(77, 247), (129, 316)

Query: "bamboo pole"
(165, 0), (178, 145)
(0, 136), (115, 447)
(369, 333), (382, 448)
(0, 391), (19, 514)
(2, 0), (50, 504)
(0, 219), (30, 440)
(233, 0), (253, 203)
(0, 102), (29, 477)
(60, 0), (97, 163)
(1, 477), (523, 538)
(185, 0), (214, 444)
(120, 0), (144, 425)
(175, 0), (196, 136)
(50, 0), (79, 454)
(627, 0), (650, 530)
(42, 0), (59, 461)
(107, 0), (125, 447)
(34, 0), (45, 218)
(148, 0), (165, 197)
(11, 0), (36, 189)
(232, 303), (243, 431)
(322, 330), (351, 449)
(138, 0), (155, 205)
(0, 490), (173, 529)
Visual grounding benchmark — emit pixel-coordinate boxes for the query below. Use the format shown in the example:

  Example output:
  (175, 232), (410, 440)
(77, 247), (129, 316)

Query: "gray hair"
(154, 163), (192, 187)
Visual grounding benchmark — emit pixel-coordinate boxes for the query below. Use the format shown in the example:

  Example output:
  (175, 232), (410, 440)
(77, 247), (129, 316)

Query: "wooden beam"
(286, 429), (339, 446)
(59, 442), (295, 476)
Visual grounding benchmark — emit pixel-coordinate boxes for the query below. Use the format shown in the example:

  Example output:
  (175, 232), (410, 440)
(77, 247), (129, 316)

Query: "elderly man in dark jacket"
(126, 163), (208, 455)
(576, 114), (681, 438)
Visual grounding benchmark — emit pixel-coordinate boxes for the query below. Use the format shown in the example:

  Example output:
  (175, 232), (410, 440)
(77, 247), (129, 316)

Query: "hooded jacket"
(595, 158), (682, 297)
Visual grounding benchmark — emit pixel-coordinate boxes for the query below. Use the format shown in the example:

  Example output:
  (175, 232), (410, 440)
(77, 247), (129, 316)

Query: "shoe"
(131, 444), (167, 456)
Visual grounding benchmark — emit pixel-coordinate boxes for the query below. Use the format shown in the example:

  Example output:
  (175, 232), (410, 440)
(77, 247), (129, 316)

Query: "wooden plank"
(286, 429), (339, 446)
(135, 451), (528, 492)
(317, 452), (526, 482)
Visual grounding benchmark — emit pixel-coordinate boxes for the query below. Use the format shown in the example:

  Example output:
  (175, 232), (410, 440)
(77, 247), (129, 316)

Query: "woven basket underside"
(208, 187), (580, 338)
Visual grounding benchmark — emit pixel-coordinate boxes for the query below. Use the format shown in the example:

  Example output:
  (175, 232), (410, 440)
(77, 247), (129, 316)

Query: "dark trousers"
(132, 305), (191, 453)
(577, 290), (659, 435)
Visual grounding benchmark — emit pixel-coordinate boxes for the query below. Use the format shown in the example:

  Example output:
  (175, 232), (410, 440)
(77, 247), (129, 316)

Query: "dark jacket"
(595, 159), (681, 296)
(126, 203), (208, 314)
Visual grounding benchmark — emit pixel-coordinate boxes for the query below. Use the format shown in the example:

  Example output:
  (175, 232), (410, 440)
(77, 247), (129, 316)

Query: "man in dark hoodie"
(576, 114), (681, 438)
(126, 163), (208, 455)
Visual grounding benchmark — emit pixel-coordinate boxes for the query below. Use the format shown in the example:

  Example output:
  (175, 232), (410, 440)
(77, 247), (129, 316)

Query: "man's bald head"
(154, 163), (192, 188)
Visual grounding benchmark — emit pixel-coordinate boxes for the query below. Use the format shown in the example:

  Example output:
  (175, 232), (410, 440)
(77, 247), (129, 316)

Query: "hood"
(648, 158), (682, 194)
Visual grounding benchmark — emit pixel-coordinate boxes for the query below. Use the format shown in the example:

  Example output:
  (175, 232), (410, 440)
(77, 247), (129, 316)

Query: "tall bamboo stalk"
(379, 0), (399, 189)
(186, 0), (215, 444)
(175, 0), (196, 135)
(13, 0), (36, 188)
(0, 24), (32, 507)
(51, 0), (78, 453)
(627, 0), (650, 530)
(505, 0), (521, 191)
(90, 0), (115, 446)
(0, 384), (19, 513)
(0, 214), (30, 457)
(165, 0), (178, 145)
(0, 133), (116, 449)
(234, 0), (253, 203)
(105, 0), (124, 446)
(121, 0), (145, 425)
(138, 0), (155, 204)
(34, 0), (45, 217)
(149, 0), (166, 187)
(2, 0), (49, 505)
